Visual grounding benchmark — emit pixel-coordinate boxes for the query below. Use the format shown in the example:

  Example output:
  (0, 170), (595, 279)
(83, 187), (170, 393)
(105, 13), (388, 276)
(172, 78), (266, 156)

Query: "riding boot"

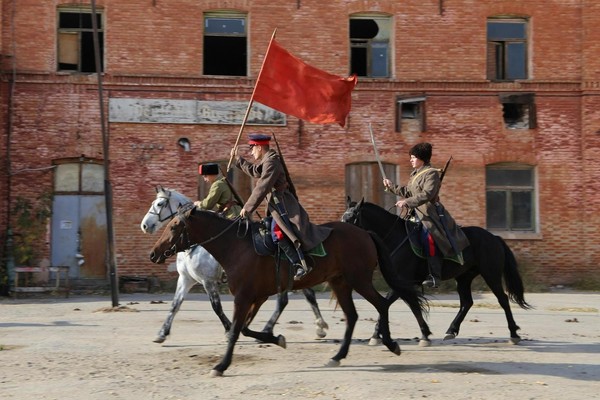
(278, 238), (309, 281)
(423, 256), (443, 288)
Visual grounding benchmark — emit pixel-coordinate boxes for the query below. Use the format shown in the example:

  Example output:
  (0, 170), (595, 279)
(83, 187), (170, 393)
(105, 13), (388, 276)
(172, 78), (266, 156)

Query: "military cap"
(248, 134), (271, 146)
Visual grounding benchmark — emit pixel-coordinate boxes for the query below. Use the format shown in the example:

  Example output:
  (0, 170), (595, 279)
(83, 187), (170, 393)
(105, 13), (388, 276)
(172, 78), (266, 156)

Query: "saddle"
(405, 219), (464, 264)
(250, 216), (327, 259)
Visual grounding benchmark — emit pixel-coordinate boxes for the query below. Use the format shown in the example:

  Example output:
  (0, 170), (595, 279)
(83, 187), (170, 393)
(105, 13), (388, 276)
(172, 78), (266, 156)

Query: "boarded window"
(487, 18), (528, 81)
(57, 8), (103, 73)
(350, 15), (391, 78)
(203, 13), (247, 76)
(396, 96), (426, 132)
(345, 162), (397, 211)
(499, 93), (536, 129)
(486, 163), (535, 231)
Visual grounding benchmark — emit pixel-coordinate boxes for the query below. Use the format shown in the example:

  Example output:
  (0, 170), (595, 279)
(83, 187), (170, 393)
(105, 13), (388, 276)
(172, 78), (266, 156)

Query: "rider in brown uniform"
(383, 142), (469, 288)
(231, 134), (331, 280)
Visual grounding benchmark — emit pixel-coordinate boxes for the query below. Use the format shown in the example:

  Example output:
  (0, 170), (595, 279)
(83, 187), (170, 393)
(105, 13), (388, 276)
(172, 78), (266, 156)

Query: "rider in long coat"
(194, 163), (242, 220)
(232, 134), (331, 280)
(384, 142), (469, 288)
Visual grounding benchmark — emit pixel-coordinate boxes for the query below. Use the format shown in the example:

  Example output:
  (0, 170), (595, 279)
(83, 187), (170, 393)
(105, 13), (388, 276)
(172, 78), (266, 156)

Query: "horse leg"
(326, 280), (358, 367)
(202, 279), (231, 334)
(444, 274), (476, 340)
(260, 290), (288, 336)
(154, 272), (196, 343)
(369, 290), (399, 346)
(210, 299), (251, 377)
(242, 297), (287, 347)
(484, 278), (522, 344)
(302, 287), (329, 338)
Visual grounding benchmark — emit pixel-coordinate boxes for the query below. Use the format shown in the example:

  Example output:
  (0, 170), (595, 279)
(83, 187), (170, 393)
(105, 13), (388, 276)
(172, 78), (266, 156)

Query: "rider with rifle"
(230, 133), (331, 281)
(383, 142), (469, 288)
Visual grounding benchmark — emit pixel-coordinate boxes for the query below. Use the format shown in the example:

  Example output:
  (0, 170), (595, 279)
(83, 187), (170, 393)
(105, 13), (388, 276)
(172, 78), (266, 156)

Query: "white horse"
(140, 185), (328, 343)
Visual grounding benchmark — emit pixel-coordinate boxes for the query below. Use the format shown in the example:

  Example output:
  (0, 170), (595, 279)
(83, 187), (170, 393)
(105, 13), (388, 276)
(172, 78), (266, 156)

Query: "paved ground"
(0, 290), (598, 400)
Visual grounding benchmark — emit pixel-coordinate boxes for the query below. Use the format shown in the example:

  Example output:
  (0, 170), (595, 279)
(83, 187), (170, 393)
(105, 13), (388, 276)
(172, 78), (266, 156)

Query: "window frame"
(486, 18), (529, 81)
(349, 14), (392, 79)
(57, 7), (104, 73)
(203, 11), (248, 77)
(396, 96), (426, 133)
(485, 163), (538, 234)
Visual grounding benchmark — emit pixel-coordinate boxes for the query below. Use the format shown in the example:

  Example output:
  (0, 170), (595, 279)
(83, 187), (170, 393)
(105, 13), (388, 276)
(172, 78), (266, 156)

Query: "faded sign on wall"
(109, 98), (286, 126)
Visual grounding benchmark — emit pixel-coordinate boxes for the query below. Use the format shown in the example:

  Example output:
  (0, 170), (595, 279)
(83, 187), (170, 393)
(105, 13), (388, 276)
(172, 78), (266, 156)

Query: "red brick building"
(1, 0), (598, 288)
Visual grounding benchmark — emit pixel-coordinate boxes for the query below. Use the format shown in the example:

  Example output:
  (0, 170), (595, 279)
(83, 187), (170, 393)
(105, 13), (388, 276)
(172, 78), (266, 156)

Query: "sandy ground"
(0, 290), (598, 400)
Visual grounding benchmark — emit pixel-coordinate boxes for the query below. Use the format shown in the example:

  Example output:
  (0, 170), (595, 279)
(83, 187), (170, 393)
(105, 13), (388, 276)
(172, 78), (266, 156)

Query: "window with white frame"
(350, 15), (391, 78)
(487, 18), (528, 81)
(486, 163), (536, 231)
(203, 12), (247, 76)
(57, 7), (103, 73)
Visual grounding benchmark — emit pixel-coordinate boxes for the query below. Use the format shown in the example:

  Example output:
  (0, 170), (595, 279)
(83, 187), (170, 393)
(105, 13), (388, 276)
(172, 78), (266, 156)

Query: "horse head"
(150, 206), (196, 264)
(141, 186), (193, 234)
(341, 196), (364, 225)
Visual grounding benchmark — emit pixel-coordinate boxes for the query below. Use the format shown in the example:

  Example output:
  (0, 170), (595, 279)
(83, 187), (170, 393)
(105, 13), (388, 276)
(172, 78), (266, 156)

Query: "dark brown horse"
(150, 207), (427, 377)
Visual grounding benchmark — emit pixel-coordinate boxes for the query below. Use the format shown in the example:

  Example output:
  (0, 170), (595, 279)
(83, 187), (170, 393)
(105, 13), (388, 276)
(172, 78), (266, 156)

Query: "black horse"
(342, 197), (532, 345)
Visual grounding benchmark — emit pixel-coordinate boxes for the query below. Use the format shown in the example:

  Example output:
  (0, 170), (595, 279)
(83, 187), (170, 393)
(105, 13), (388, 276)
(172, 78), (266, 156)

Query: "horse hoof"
(392, 342), (401, 356)
(443, 333), (456, 341)
(209, 369), (223, 378)
(368, 337), (382, 346)
(153, 336), (166, 344)
(326, 359), (340, 367)
(316, 328), (327, 339)
(277, 335), (287, 349)
(509, 337), (521, 345)
(419, 339), (431, 347)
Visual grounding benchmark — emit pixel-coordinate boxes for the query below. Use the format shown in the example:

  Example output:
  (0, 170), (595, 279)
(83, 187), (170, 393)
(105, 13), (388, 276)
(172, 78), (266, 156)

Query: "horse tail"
(369, 231), (429, 315)
(498, 236), (533, 310)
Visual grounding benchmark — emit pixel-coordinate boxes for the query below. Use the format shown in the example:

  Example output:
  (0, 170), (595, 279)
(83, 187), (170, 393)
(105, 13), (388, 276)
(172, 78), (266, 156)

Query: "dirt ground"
(1, 290), (598, 400)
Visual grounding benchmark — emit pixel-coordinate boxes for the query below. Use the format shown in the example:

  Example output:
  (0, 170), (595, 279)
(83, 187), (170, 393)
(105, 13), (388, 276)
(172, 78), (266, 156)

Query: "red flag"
(253, 39), (357, 127)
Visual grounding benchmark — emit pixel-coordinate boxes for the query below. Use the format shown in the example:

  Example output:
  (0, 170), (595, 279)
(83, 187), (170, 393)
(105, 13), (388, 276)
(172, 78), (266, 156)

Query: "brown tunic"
(235, 149), (331, 250)
(388, 164), (469, 257)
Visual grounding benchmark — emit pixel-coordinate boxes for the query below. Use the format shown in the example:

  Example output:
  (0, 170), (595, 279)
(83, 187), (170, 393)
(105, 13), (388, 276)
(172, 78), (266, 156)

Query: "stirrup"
(293, 265), (309, 281)
(422, 275), (439, 288)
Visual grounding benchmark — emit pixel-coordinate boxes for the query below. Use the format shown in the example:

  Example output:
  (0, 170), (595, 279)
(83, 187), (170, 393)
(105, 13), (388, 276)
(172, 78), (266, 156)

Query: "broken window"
(499, 93), (536, 129)
(395, 96), (426, 132)
(57, 8), (103, 73)
(203, 12), (247, 76)
(350, 15), (391, 78)
(487, 18), (528, 81)
(486, 163), (536, 232)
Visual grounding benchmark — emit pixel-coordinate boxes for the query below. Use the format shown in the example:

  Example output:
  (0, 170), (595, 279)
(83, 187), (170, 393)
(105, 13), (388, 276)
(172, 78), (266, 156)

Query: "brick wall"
(1, 0), (597, 286)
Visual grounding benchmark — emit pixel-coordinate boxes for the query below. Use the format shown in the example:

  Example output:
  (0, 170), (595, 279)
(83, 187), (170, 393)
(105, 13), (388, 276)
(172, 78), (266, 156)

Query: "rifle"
(439, 155), (453, 185)
(271, 132), (298, 200)
(218, 165), (245, 208)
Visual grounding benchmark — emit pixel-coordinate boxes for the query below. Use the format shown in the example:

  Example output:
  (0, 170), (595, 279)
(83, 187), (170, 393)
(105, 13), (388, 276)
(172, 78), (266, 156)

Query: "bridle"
(148, 190), (189, 223)
(160, 205), (246, 259)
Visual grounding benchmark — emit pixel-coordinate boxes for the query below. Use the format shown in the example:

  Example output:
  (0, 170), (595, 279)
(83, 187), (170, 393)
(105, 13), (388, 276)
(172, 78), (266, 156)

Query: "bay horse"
(140, 186), (329, 343)
(342, 198), (532, 346)
(150, 206), (428, 377)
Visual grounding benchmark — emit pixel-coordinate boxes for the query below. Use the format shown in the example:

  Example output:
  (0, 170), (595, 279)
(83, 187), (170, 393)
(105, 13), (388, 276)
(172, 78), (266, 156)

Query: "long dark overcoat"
(235, 149), (331, 251)
(388, 164), (469, 257)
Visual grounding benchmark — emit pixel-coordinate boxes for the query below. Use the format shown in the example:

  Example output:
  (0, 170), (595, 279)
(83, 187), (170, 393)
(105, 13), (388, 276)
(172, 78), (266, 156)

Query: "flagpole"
(227, 28), (278, 171)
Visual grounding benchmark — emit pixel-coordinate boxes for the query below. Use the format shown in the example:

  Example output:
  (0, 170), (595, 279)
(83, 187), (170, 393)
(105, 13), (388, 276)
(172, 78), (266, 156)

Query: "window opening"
(204, 13), (247, 76)
(395, 96), (426, 132)
(350, 15), (391, 78)
(57, 8), (103, 73)
(486, 164), (535, 231)
(499, 93), (536, 129)
(487, 19), (528, 81)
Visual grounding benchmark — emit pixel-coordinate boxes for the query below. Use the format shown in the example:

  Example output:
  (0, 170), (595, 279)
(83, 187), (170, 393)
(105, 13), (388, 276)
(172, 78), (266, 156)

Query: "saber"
(368, 123), (388, 181)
